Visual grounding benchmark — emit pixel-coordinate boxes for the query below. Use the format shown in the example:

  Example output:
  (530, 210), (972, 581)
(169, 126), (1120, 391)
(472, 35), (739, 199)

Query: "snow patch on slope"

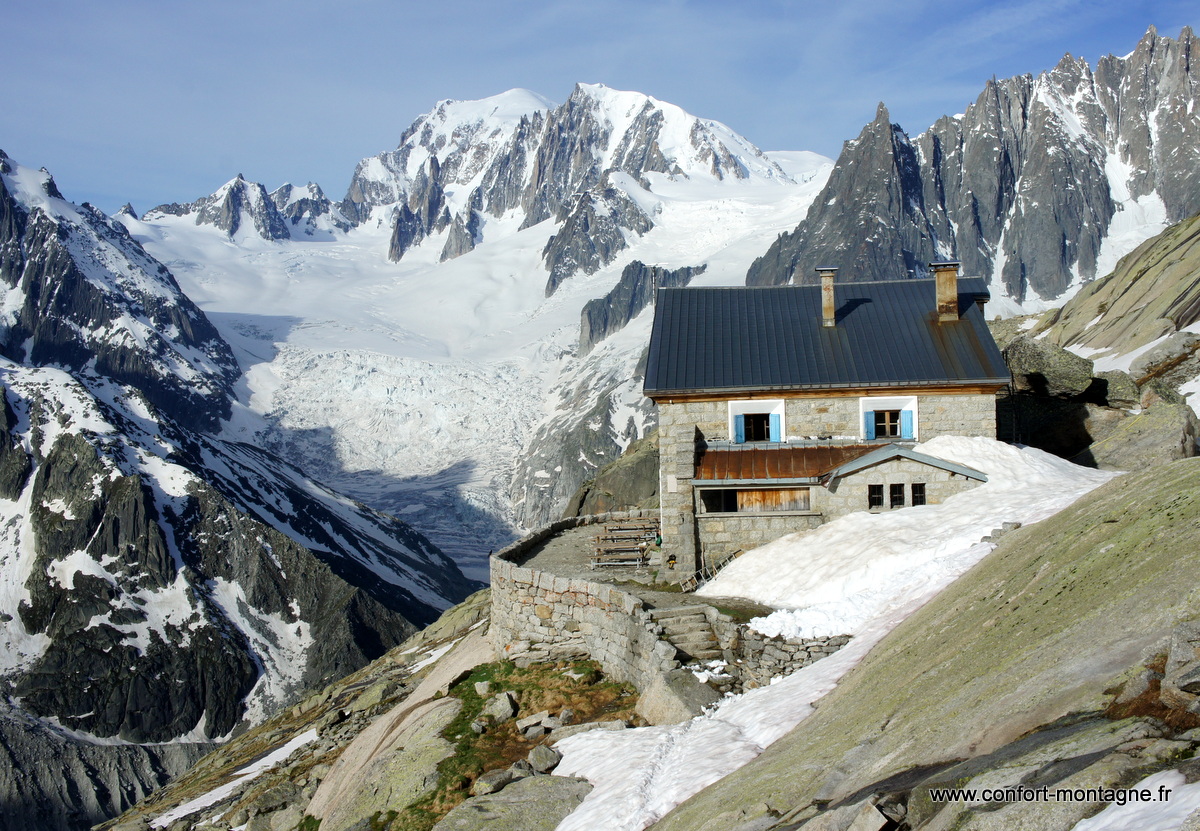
(556, 440), (1115, 831)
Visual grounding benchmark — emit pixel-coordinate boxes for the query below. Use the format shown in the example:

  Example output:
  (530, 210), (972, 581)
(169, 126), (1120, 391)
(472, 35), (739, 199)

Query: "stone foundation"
(490, 512), (721, 723)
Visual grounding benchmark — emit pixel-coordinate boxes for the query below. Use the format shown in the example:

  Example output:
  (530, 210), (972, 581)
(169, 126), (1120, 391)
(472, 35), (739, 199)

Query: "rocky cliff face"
(748, 27), (1200, 307)
(580, 261), (706, 354)
(542, 178), (653, 296)
(0, 152), (239, 433)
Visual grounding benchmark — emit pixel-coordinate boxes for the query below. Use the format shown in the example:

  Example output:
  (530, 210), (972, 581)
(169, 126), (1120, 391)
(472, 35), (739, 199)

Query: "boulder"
(508, 759), (535, 780)
(635, 669), (720, 725)
(432, 775), (593, 831)
(1003, 336), (1096, 398)
(528, 744), (561, 773)
(515, 710), (551, 732)
(1080, 402), (1200, 471)
(1096, 370), (1140, 410)
(470, 768), (515, 796)
(482, 692), (517, 722)
(550, 720), (627, 742)
(1162, 622), (1200, 710)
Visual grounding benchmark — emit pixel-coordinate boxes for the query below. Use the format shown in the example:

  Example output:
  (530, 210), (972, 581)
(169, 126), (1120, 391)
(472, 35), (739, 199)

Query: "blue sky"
(3, 0), (1196, 213)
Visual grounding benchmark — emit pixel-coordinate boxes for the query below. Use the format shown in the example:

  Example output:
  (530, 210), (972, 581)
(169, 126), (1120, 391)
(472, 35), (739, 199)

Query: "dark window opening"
(743, 413), (770, 442)
(875, 410), (902, 438)
(868, 484), (884, 509)
(700, 489), (738, 513)
(912, 483), (927, 506)
(889, 483), (905, 509)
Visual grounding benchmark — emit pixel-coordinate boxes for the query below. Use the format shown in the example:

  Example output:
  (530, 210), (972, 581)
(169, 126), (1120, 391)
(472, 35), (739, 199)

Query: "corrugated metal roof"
(695, 444), (876, 481)
(644, 278), (1009, 396)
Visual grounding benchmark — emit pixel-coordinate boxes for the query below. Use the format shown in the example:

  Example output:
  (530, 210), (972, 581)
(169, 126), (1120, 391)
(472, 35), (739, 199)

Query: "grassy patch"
(388, 659), (639, 831)
(712, 604), (757, 625)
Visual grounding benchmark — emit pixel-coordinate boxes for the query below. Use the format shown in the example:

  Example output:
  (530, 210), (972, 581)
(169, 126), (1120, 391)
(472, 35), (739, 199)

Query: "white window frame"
(859, 396), (918, 441)
(728, 399), (785, 443)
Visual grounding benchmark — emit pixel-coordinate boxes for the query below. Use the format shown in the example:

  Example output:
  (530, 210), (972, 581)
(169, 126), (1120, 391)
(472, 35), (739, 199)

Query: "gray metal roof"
(643, 278), (1009, 396)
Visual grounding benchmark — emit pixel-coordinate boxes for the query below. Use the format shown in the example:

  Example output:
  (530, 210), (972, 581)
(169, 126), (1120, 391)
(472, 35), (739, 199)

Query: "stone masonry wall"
(697, 513), (824, 562)
(658, 405), (700, 574)
(705, 613), (850, 695)
(823, 457), (980, 517)
(659, 391), (996, 446)
(490, 511), (680, 695)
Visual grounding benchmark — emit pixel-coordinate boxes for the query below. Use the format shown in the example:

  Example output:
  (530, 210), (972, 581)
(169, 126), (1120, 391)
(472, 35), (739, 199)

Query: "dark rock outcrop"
(561, 429), (659, 518)
(0, 166), (239, 433)
(270, 182), (353, 236)
(542, 182), (653, 296)
(580, 261), (705, 353)
(0, 702), (206, 831)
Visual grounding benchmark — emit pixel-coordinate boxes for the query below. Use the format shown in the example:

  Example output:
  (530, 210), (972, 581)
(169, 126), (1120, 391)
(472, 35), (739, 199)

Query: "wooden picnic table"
(604, 519), (658, 531)
(590, 549), (649, 568)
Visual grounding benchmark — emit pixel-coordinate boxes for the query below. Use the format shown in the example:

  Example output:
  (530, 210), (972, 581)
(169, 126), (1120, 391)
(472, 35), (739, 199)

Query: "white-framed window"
(860, 396), (917, 441)
(728, 400), (785, 443)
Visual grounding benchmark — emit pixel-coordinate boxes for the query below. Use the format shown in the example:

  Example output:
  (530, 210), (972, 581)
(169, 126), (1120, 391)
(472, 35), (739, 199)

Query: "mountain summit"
(748, 26), (1200, 311)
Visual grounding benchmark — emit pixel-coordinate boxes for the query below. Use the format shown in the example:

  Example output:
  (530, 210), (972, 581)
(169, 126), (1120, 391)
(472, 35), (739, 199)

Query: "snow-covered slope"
(555, 439), (1117, 831)
(0, 150), (485, 829)
(0, 151), (239, 432)
(123, 91), (834, 571)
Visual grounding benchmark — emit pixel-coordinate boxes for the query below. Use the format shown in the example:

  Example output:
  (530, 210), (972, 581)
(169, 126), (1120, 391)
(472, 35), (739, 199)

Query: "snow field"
(702, 437), (1117, 639)
(129, 146), (834, 567)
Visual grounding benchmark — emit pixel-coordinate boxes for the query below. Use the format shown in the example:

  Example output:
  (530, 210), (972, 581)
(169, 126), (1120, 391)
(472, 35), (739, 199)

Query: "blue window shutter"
(769, 413), (781, 442)
(864, 411), (876, 440)
(734, 414), (746, 443)
(900, 409), (914, 439)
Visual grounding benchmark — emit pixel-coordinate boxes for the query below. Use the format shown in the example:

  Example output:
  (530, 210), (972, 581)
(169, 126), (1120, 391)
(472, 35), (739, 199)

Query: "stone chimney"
(931, 261), (960, 322)
(817, 267), (838, 327)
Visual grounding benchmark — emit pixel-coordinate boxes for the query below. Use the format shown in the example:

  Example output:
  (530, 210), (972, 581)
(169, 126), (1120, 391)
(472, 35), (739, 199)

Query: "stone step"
(662, 624), (715, 643)
(650, 605), (713, 621)
(667, 628), (717, 646)
(681, 648), (724, 661)
(661, 617), (712, 634)
(672, 638), (715, 653)
(658, 615), (709, 633)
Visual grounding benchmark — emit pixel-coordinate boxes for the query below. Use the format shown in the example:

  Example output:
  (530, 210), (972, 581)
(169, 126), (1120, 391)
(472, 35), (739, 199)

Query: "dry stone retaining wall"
(490, 511), (681, 698)
(490, 511), (853, 716)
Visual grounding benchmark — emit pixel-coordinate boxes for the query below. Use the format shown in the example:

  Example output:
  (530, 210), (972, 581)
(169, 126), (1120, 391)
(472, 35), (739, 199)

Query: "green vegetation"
(389, 659), (638, 831)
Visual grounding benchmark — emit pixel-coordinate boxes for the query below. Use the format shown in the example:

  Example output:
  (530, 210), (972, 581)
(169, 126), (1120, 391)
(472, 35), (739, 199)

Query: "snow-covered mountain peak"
(426, 88), (555, 127)
(564, 82), (792, 185)
(143, 172), (351, 241)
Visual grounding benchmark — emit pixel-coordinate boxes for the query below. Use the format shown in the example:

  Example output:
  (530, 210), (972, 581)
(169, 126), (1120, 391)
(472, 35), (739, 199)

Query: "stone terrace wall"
(490, 511), (681, 696)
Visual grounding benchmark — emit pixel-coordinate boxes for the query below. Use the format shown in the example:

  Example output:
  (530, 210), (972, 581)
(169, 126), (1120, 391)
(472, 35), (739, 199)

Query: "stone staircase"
(650, 605), (723, 662)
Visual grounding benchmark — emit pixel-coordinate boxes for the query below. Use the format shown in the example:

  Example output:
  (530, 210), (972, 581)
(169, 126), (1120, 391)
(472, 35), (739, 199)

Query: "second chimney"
(817, 266), (838, 327)
(931, 261), (960, 322)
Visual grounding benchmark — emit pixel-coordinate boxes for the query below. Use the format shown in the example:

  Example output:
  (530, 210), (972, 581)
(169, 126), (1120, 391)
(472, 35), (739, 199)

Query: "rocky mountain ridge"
(748, 26), (1200, 310)
(0, 153), (481, 831)
(145, 175), (353, 241)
